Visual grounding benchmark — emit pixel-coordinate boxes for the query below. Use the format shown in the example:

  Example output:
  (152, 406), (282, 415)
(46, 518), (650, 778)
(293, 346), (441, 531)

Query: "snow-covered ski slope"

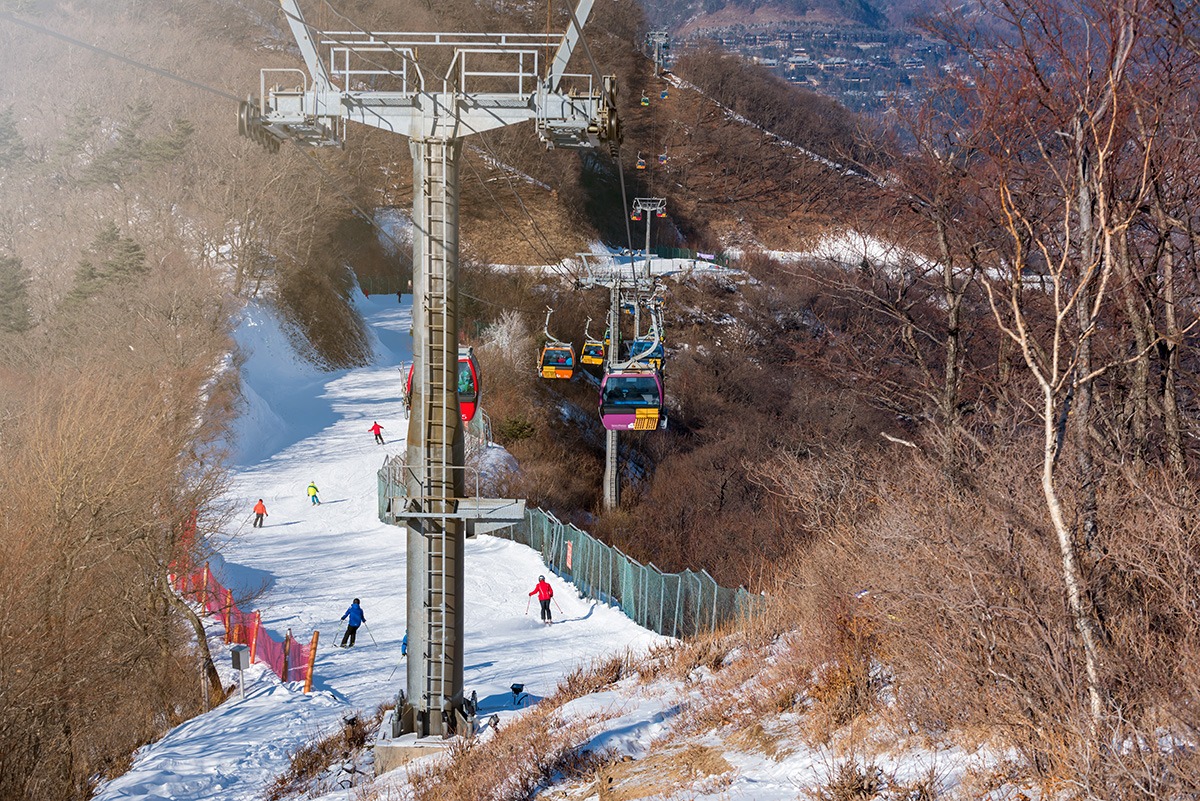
(93, 294), (663, 801)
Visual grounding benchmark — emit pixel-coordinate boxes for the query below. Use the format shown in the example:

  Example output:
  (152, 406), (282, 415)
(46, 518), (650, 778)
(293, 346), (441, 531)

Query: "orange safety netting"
(172, 562), (319, 693)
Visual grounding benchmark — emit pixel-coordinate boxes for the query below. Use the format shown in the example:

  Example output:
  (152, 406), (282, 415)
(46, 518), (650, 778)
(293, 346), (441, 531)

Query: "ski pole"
(525, 596), (531, 615)
(552, 598), (564, 614)
(231, 511), (254, 536)
(363, 621), (378, 646)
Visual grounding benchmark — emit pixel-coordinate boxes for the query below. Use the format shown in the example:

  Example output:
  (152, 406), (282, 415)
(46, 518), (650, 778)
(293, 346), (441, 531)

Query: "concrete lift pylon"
(241, 0), (620, 739)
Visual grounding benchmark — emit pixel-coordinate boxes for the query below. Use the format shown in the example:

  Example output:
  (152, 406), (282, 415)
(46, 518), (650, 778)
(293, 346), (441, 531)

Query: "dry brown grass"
(265, 709), (382, 800)
(395, 655), (635, 800)
(588, 744), (734, 800)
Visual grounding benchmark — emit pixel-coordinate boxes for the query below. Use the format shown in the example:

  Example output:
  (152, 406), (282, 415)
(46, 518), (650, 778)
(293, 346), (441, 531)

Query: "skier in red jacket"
(529, 575), (554, 623)
(369, 421), (385, 445)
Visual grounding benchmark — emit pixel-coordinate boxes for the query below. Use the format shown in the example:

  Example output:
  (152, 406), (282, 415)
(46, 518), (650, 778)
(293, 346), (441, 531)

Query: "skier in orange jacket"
(252, 499), (268, 528)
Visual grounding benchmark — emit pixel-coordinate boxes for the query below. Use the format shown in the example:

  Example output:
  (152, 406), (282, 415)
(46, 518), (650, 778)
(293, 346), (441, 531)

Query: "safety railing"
(173, 563), (319, 692)
(654, 245), (732, 268)
(493, 507), (759, 638)
(377, 454), (486, 520)
(375, 460), (759, 636)
(321, 30), (563, 97)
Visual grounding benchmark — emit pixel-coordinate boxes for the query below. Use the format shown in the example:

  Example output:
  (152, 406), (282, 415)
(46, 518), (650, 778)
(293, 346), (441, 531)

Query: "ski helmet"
(538, 576), (545, 581)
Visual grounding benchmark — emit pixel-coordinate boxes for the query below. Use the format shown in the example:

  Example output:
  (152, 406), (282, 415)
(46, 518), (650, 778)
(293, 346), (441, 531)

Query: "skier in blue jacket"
(340, 598), (365, 647)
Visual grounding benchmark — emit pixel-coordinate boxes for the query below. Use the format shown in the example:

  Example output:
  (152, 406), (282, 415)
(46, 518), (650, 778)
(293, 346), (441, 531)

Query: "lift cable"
(0, 10), (243, 103)
(309, 0), (579, 280)
(551, 0), (640, 303)
(0, 6), (599, 326)
(553, 2), (635, 249)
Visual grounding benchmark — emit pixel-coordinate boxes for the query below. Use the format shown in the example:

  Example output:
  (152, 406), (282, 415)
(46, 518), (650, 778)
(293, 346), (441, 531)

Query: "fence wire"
(377, 460), (759, 636)
(492, 506), (758, 638)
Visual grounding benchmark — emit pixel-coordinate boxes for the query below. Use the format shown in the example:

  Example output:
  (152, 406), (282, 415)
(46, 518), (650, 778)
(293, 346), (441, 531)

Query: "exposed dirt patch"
(591, 745), (734, 800)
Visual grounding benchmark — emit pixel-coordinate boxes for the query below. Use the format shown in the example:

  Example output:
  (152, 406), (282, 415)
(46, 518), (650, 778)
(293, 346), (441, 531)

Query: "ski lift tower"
(576, 251), (659, 510)
(629, 198), (666, 335)
(645, 30), (671, 73)
(631, 198), (666, 275)
(241, 0), (619, 739)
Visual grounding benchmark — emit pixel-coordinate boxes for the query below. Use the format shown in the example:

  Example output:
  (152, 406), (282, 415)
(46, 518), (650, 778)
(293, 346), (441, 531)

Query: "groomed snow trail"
(93, 294), (663, 801)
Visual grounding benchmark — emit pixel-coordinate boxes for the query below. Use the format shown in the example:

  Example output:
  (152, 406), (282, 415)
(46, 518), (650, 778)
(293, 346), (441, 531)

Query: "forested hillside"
(456, 1), (1200, 796)
(0, 0), (862, 796)
(4, 0), (1200, 798)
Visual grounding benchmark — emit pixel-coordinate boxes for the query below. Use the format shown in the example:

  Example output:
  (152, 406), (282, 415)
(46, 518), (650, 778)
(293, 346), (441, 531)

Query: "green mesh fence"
(493, 506), (759, 638)
(358, 275), (409, 297)
(376, 460), (759, 636)
(378, 455), (406, 522)
(652, 246), (732, 269)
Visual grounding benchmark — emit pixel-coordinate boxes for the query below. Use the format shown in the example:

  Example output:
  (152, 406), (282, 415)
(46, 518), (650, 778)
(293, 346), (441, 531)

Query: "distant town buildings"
(677, 22), (963, 116)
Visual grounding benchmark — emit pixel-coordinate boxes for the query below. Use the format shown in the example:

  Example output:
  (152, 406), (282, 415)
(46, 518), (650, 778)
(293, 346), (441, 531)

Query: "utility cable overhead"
(306, 0), (578, 282)
(461, 147), (561, 268)
(475, 132), (576, 278)
(0, 9), (399, 251)
(314, 0), (419, 73)
(0, 3), (603, 348)
(0, 2), (605, 323)
(0, 10), (244, 102)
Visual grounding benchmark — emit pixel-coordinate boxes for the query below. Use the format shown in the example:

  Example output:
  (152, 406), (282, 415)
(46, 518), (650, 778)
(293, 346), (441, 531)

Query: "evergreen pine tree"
(0, 255), (32, 332)
(67, 222), (147, 304)
(144, 117), (195, 165)
(54, 105), (100, 175)
(0, 108), (25, 168)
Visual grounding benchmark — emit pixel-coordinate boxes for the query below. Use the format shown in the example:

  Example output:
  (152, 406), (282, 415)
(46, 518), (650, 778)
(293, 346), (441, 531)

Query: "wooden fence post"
(283, 628), (291, 683)
(249, 611), (261, 663)
(224, 588), (234, 643)
(304, 631), (319, 693)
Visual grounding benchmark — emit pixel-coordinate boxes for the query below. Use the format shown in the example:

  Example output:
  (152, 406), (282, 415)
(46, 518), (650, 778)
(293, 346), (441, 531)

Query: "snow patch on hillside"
(726, 230), (936, 277)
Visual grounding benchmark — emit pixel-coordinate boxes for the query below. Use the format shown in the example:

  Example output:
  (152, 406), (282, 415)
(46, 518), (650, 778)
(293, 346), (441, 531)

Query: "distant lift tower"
(576, 198), (665, 510)
(645, 30), (671, 73)
(241, 0), (619, 737)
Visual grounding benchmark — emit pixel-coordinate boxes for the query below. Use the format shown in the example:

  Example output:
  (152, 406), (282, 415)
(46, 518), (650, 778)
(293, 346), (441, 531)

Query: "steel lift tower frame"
(576, 222), (662, 510)
(644, 30), (670, 73)
(242, 0), (618, 738)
